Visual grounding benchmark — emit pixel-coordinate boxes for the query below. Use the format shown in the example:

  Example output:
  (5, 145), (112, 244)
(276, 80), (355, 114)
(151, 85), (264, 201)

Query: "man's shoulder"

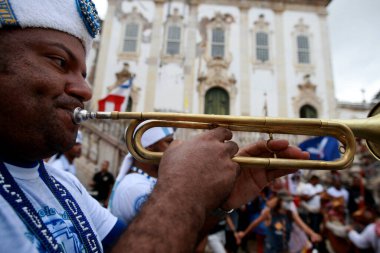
(119, 173), (151, 188)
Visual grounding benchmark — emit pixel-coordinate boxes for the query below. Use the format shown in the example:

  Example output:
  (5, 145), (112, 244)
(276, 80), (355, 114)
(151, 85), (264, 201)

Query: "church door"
(204, 87), (230, 115)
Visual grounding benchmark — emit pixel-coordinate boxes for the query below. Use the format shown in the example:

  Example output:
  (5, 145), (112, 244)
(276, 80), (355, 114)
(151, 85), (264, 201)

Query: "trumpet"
(73, 102), (380, 170)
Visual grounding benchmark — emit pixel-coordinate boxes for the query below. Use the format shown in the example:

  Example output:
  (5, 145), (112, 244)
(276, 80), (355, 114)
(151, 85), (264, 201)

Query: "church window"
(166, 25), (181, 55)
(205, 87), (229, 115)
(256, 32), (269, 62)
(297, 35), (310, 64)
(123, 23), (139, 52)
(211, 28), (225, 58)
(300, 104), (317, 118)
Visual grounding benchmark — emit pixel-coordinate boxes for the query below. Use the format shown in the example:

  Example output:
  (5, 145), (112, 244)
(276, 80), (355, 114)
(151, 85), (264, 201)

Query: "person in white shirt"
(347, 221), (380, 253)
(327, 174), (349, 204)
(109, 126), (174, 225)
(48, 131), (83, 175)
(300, 175), (324, 233)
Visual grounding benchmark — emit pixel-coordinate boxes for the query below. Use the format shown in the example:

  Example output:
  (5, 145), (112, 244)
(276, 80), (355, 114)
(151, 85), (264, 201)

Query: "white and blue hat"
(108, 125), (174, 211)
(115, 125), (175, 181)
(0, 0), (100, 54)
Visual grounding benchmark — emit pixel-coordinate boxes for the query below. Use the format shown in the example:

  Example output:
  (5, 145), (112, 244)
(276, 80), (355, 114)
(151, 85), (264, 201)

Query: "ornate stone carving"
(197, 11), (237, 113)
(292, 74), (322, 117)
(107, 63), (140, 111)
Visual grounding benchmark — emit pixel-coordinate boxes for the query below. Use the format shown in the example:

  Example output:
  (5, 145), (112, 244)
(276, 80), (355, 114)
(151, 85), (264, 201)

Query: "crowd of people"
(1, 1), (379, 253)
(184, 172), (379, 253)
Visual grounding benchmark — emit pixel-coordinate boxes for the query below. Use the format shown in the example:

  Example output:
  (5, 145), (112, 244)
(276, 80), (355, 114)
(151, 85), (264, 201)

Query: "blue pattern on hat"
(75, 0), (100, 38)
(0, 0), (19, 27)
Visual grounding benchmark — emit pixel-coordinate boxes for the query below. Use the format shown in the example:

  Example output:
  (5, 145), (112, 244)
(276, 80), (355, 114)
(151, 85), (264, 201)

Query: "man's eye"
(50, 56), (67, 68)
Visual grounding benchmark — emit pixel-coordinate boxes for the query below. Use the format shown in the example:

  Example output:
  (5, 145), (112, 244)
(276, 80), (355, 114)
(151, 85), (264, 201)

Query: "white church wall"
(251, 70), (279, 116)
(155, 63), (185, 112)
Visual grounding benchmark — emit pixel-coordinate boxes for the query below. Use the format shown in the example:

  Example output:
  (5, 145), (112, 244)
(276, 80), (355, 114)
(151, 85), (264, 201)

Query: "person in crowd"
(346, 220), (380, 253)
(48, 131), (83, 175)
(237, 190), (321, 253)
(207, 219), (228, 253)
(299, 175), (324, 233)
(225, 210), (241, 253)
(90, 160), (115, 207)
(108, 126), (174, 224)
(245, 186), (272, 253)
(347, 174), (376, 215)
(0, 1), (309, 252)
(327, 173), (349, 204)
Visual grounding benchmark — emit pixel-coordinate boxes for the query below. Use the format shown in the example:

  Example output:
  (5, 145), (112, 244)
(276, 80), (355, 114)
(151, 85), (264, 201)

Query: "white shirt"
(349, 224), (380, 253)
(109, 173), (156, 225)
(300, 183), (324, 212)
(0, 162), (117, 253)
(327, 186), (349, 203)
(48, 154), (76, 175)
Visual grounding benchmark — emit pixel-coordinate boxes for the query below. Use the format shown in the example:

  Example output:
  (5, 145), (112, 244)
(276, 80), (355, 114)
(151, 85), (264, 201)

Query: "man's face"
(101, 161), (109, 172)
(0, 28), (91, 161)
(149, 135), (174, 153)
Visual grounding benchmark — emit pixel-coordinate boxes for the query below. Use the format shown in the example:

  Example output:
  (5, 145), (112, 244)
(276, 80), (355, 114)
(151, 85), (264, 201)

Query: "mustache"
(54, 96), (84, 112)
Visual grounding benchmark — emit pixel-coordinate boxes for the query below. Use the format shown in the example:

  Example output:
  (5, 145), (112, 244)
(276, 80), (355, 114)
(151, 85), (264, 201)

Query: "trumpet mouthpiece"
(73, 107), (97, 124)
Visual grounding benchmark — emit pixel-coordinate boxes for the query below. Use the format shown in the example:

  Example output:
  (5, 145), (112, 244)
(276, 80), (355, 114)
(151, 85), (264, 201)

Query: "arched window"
(211, 28), (225, 58)
(123, 23), (139, 52)
(204, 87), (229, 115)
(256, 32), (269, 62)
(297, 35), (310, 64)
(300, 104), (317, 118)
(166, 25), (181, 55)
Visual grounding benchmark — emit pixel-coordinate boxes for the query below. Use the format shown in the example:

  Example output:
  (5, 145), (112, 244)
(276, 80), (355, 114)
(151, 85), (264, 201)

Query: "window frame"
(211, 27), (225, 59)
(123, 22), (140, 53)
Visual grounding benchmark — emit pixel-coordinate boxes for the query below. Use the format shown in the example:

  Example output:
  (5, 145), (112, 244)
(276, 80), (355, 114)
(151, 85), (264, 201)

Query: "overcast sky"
(93, 0), (380, 103)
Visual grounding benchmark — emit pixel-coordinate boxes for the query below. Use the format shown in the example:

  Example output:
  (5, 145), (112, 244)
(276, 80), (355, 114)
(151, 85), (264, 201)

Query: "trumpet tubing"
(73, 102), (380, 170)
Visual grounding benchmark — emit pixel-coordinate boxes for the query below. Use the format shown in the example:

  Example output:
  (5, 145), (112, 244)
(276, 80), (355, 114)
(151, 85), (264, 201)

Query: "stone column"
(273, 4), (288, 117)
(318, 8), (337, 118)
(239, 4), (250, 116)
(182, 1), (198, 113)
(91, 0), (118, 110)
(144, 0), (165, 111)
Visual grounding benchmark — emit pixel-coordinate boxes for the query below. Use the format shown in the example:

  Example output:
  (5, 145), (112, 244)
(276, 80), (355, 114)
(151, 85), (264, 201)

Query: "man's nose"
(66, 76), (92, 102)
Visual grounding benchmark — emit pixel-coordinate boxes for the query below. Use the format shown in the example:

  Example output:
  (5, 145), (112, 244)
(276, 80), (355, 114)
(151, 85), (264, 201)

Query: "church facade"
(89, 0), (336, 120)
(78, 1), (380, 201)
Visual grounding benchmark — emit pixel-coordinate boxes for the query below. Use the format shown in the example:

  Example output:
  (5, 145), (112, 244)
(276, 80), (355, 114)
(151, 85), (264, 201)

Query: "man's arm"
(112, 128), (239, 252)
(111, 129), (309, 252)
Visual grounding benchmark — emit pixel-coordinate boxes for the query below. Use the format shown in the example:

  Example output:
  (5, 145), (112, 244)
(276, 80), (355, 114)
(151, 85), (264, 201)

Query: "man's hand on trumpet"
(111, 127), (310, 252)
(157, 127), (309, 213)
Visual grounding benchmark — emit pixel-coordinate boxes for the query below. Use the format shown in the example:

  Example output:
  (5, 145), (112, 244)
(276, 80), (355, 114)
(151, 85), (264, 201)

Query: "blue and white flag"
(299, 136), (340, 161)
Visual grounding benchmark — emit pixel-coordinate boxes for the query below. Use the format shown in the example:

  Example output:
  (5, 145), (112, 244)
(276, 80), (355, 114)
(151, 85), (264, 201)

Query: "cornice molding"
(161, 0), (331, 7)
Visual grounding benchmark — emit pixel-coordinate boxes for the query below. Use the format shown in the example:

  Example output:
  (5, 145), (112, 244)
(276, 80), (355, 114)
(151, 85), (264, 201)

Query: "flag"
(98, 75), (134, 112)
(299, 136), (340, 161)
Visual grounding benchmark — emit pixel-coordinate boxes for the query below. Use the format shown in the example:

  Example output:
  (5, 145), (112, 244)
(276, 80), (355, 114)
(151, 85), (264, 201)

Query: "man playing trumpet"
(0, 0), (309, 252)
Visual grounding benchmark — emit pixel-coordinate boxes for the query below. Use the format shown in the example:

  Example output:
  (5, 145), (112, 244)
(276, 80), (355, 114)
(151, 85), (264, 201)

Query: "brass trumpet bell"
(73, 102), (380, 170)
